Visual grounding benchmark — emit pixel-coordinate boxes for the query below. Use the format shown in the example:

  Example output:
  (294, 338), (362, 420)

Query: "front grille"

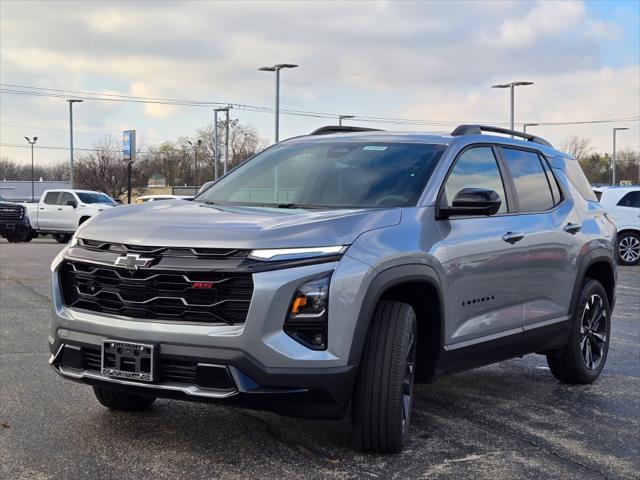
(59, 260), (253, 324)
(77, 239), (250, 259)
(0, 207), (23, 220)
(82, 348), (197, 384)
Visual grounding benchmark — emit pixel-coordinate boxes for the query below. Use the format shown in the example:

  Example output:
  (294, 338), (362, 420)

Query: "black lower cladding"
(59, 260), (253, 324)
(60, 344), (357, 418)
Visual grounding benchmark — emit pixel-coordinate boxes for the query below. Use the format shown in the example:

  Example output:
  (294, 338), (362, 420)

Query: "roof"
(283, 129), (563, 157)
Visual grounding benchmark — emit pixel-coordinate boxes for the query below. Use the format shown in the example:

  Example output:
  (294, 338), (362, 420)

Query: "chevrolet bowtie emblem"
(114, 253), (154, 270)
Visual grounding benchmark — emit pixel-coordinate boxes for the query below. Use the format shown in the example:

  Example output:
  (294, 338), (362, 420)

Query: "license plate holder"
(101, 340), (155, 382)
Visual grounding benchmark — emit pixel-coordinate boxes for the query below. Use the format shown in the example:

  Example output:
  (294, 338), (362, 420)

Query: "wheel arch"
(349, 264), (445, 383)
(78, 215), (92, 227)
(571, 249), (616, 315)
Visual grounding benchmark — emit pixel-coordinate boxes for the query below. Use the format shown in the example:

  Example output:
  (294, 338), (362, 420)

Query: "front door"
(57, 192), (78, 231)
(437, 146), (527, 350)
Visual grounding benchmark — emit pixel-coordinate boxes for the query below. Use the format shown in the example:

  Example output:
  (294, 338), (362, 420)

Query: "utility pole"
(24, 137), (38, 202)
(491, 82), (533, 133)
(224, 107), (232, 175)
(67, 99), (83, 188)
(213, 106), (232, 178)
(187, 139), (202, 190)
(258, 64), (298, 142)
(338, 115), (354, 126)
(612, 127), (629, 186)
(213, 109), (219, 179)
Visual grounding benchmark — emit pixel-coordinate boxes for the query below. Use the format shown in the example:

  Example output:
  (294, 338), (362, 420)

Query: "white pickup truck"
(25, 189), (117, 243)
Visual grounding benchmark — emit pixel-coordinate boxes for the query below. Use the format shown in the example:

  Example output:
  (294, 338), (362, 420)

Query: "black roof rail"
(450, 124), (552, 147)
(310, 125), (384, 136)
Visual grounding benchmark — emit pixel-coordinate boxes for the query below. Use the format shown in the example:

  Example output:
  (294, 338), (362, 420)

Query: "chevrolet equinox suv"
(49, 125), (616, 453)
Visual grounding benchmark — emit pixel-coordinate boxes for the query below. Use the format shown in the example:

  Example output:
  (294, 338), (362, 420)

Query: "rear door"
(437, 145), (527, 351)
(37, 191), (61, 230)
(497, 147), (579, 341)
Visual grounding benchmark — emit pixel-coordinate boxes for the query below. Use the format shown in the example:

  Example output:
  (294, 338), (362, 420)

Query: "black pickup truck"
(0, 195), (32, 242)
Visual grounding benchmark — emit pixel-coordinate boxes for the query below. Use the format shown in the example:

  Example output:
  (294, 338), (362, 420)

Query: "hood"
(77, 200), (402, 249)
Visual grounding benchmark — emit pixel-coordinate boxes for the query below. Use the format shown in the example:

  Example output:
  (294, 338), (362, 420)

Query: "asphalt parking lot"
(1, 238), (639, 480)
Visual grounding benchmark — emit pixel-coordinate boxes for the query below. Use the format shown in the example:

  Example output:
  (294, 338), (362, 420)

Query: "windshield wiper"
(276, 203), (324, 209)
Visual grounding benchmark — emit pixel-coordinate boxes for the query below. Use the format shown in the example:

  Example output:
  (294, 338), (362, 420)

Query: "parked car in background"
(136, 194), (194, 203)
(197, 181), (215, 194)
(0, 194), (31, 242)
(25, 189), (116, 243)
(49, 125), (617, 453)
(594, 186), (640, 265)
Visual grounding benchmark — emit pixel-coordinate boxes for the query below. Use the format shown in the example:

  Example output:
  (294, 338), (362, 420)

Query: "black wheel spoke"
(580, 293), (607, 370)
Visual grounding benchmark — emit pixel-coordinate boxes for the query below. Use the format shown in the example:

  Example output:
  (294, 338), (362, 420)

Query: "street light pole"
(338, 115), (354, 126)
(491, 81), (534, 132)
(67, 99), (83, 188)
(259, 64), (298, 143)
(612, 127), (629, 186)
(24, 136), (38, 202)
(523, 123), (539, 134)
(187, 139), (202, 191)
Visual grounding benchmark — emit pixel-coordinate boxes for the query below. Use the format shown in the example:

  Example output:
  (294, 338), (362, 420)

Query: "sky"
(1, 0), (639, 168)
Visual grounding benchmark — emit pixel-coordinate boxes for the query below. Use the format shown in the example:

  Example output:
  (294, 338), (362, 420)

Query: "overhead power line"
(2, 83), (638, 128)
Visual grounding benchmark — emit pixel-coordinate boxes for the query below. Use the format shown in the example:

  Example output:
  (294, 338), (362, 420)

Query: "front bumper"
(48, 247), (374, 414)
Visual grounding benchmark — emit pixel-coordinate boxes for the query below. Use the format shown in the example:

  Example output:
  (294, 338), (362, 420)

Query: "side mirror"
(66, 200), (78, 208)
(438, 188), (502, 219)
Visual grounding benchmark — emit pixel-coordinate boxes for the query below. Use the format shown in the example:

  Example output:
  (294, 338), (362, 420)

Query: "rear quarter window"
(563, 158), (597, 202)
(617, 191), (640, 208)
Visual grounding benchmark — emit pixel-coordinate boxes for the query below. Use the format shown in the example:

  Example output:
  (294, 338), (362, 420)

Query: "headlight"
(284, 272), (331, 350)
(68, 234), (79, 248)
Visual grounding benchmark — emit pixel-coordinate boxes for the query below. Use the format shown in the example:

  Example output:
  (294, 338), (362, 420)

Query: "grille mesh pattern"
(0, 206), (24, 219)
(60, 260), (253, 324)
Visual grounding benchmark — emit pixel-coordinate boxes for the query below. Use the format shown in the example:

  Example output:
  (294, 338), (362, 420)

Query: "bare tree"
(73, 139), (144, 198)
(560, 136), (593, 159)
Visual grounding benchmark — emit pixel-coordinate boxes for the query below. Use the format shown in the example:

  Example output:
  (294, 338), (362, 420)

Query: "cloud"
(0, 0), (637, 162)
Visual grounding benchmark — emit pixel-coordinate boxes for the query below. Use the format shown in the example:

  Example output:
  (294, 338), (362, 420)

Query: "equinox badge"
(114, 253), (154, 270)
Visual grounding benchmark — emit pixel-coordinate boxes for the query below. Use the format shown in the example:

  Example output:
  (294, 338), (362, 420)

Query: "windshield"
(197, 141), (446, 208)
(77, 192), (116, 205)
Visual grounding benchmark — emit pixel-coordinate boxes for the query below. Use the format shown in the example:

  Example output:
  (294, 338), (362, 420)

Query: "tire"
(5, 234), (21, 243)
(617, 231), (640, 266)
(53, 233), (72, 244)
(546, 279), (611, 384)
(352, 300), (417, 453)
(93, 386), (156, 411)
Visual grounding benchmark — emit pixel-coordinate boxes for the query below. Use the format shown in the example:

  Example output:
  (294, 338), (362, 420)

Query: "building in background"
(0, 180), (71, 202)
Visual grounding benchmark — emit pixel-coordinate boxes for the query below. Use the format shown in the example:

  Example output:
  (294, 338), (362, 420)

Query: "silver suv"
(49, 125), (617, 453)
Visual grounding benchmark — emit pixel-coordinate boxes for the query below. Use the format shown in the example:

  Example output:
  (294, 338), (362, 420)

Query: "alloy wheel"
(580, 294), (607, 370)
(619, 235), (640, 264)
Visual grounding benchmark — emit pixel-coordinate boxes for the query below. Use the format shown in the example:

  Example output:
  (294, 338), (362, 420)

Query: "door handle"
(57, 208), (63, 211)
(502, 232), (525, 244)
(564, 223), (582, 234)
(39, 208), (45, 210)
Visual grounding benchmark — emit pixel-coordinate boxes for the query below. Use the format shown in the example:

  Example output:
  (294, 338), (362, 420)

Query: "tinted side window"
(540, 156), (562, 205)
(60, 192), (75, 206)
(444, 147), (508, 213)
(617, 191), (640, 208)
(43, 192), (60, 205)
(501, 148), (554, 212)
(564, 159), (598, 202)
